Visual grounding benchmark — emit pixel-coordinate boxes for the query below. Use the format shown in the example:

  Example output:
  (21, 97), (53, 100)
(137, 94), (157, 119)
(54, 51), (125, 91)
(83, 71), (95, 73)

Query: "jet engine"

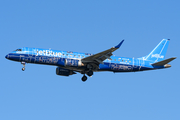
(56, 67), (76, 76)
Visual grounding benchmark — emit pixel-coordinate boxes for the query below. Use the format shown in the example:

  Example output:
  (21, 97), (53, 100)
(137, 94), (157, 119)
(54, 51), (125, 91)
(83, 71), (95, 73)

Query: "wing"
(81, 40), (124, 64)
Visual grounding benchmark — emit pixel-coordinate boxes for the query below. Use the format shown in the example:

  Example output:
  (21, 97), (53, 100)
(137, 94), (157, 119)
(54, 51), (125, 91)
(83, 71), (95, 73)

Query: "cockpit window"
(14, 49), (22, 51)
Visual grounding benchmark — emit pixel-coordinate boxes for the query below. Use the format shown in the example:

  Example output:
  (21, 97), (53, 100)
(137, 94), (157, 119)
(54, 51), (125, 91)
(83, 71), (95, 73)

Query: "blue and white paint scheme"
(5, 39), (176, 81)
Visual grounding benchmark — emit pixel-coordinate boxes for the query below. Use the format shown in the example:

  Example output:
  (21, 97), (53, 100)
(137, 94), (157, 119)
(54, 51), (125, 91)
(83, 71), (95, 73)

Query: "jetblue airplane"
(5, 39), (176, 82)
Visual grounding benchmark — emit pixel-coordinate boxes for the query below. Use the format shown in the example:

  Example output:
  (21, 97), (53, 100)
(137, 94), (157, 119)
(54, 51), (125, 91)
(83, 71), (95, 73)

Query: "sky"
(0, 0), (180, 120)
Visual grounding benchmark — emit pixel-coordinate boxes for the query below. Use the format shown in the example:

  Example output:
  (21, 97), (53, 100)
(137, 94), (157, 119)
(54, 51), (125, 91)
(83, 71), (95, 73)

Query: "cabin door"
(139, 59), (145, 70)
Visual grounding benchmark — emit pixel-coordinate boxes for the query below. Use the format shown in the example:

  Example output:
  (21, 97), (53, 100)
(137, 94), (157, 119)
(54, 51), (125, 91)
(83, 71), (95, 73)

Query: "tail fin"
(145, 39), (170, 62)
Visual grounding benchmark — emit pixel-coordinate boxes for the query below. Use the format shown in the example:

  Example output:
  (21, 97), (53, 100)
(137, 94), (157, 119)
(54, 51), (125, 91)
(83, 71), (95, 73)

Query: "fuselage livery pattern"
(5, 39), (176, 81)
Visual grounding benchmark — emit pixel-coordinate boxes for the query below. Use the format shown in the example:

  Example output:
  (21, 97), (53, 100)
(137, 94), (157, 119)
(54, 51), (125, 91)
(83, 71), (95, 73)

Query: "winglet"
(114, 40), (124, 48)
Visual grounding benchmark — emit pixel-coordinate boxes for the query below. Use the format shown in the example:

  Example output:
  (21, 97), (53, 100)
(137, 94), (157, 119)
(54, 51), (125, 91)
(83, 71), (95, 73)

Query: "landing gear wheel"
(82, 75), (87, 82)
(22, 67), (25, 71)
(21, 62), (26, 71)
(87, 70), (93, 76)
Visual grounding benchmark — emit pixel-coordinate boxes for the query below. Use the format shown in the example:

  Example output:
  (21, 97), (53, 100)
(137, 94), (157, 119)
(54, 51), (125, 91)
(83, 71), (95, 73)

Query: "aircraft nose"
(5, 54), (9, 59)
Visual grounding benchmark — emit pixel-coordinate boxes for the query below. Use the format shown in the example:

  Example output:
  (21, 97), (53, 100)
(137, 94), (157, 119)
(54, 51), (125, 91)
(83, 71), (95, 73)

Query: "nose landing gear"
(22, 67), (25, 71)
(21, 62), (26, 71)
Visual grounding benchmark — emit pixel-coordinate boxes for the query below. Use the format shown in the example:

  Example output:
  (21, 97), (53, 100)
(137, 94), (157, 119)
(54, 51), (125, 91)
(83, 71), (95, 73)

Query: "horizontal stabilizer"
(152, 57), (176, 66)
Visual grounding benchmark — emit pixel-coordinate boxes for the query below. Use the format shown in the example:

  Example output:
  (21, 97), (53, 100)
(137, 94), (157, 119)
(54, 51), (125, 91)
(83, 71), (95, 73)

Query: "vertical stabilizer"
(145, 39), (170, 62)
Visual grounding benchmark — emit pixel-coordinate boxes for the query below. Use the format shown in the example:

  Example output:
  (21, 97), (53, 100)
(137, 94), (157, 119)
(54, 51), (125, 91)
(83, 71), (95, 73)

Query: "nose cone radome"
(5, 54), (9, 59)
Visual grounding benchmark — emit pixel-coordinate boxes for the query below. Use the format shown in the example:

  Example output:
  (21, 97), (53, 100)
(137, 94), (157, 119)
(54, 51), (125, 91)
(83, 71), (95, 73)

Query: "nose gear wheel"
(21, 62), (26, 71)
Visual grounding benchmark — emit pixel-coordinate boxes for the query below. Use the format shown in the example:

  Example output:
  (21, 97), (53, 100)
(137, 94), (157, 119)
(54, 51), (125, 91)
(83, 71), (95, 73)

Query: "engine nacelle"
(56, 67), (76, 76)
(57, 58), (84, 67)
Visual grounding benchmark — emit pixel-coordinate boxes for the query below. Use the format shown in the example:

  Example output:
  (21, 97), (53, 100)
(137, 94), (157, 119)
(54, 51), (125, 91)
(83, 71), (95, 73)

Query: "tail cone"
(164, 64), (171, 68)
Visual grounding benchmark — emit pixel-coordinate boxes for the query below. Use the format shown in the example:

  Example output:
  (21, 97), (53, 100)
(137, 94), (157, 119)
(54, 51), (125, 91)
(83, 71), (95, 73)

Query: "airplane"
(5, 39), (176, 82)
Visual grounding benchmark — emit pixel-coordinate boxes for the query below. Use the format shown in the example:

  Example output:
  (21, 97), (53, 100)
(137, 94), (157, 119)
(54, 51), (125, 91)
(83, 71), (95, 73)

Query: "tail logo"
(151, 54), (164, 59)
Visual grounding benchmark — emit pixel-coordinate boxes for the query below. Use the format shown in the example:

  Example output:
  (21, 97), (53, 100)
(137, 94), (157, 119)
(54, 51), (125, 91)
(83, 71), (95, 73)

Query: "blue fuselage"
(5, 47), (165, 72)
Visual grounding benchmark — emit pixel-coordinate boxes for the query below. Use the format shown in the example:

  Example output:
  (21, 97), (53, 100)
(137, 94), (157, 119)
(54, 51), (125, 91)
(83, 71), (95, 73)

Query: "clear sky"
(0, 0), (180, 120)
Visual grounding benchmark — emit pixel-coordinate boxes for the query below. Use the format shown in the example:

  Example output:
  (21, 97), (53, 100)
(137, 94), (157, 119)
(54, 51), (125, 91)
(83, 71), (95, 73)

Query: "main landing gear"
(82, 75), (87, 82)
(81, 70), (94, 82)
(87, 70), (93, 76)
(21, 62), (26, 71)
